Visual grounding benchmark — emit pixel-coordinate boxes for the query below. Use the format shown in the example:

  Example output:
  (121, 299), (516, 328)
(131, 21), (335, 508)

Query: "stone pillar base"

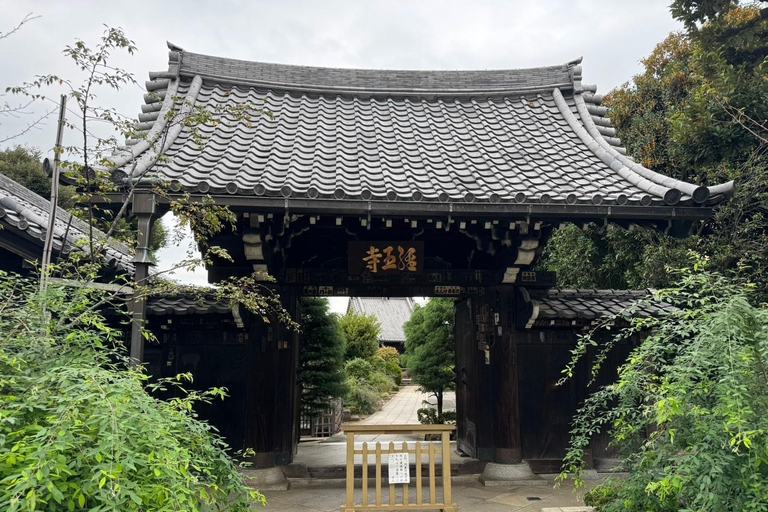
(479, 462), (547, 487)
(241, 466), (290, 491)
(582, 469), (601, 480)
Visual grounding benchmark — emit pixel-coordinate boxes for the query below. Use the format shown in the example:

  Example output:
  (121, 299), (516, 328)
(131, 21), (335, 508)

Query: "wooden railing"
(341, 424), (456, 512)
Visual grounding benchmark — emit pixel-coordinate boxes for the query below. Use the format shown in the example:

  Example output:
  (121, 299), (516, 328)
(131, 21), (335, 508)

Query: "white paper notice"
(388, 453), (411, 484)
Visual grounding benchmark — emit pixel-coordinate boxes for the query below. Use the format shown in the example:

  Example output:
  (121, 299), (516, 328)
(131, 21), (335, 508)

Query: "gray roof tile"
(347, 297), (415, 344)
(0, 173), (134, 273)
(147, 295), (232, 315)
(527, 288), (675, 326)
(109, 46), (734, 209)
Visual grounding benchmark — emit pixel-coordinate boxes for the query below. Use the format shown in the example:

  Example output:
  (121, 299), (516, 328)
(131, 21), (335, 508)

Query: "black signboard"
(348, 241), (424, 275)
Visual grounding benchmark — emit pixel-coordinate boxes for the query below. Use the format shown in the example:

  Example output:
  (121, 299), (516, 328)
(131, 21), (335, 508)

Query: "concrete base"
(582, 469), (600, 480)
(479, 462), (548, 487)
(241, 466), (290, 491)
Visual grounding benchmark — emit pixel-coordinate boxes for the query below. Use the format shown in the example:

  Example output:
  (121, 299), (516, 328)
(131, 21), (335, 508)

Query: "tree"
(559, 262), (768, 512)
(403, 299), (455, 415)
(339, 311), (382, 361)
(0, 25), (287, 511)
(540, 3), (768, 295)
(539, 223), (696, 290)
(298, 298), (347, 416)
(0, 146), (75, 207)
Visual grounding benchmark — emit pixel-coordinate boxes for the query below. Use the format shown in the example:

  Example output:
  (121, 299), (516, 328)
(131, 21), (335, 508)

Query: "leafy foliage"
(339, 312), (382, 361)
(345, 358), (374, 381)
(403, 299), (455, 415)
(298, 298), (347, 417)
(344, 380), (381, 416)
(558, 262), (768, 511)
(541, 4), (768, 297)
(0, 146), (75, 207)
(377, 346), (401, 365)
(416, 408), (457, 426)
(384, 360), (403, 386)
(343, 356), (399, 414)
(540, 223), (695, 289)
(0, 272), (265, 512)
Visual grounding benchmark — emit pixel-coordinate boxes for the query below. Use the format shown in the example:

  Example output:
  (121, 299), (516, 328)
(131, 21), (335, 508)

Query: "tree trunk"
(436, 390), (443, 417)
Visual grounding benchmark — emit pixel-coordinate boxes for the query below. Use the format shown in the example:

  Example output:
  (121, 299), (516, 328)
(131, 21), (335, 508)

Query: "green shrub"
(345, 358), (374, 380)
(0, 273), (264, 512)
(377, 346), (401, 365)
(385, 360), (403, 385)
(417, 407), (456, 425)
(584, 483), (622, 510)
(345, 379), (381, 415)
(559, 266), (768, 511)
(370, 355), (387, 373)
(368, 371), (398, 395)
(340, 312), (381, 361)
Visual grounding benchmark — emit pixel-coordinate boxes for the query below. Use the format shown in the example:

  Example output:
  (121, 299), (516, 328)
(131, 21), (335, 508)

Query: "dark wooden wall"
(454, 293), (629, 470)
(145, 315), (250, 452)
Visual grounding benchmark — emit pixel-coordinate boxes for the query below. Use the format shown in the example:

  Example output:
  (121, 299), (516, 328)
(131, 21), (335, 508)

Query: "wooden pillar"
(274, 292), (300, 465)
(130, 193), (155, 364)
(243, 289), (300, 467)
(487, 288), (523, 464)
(490, 327), (522, 463)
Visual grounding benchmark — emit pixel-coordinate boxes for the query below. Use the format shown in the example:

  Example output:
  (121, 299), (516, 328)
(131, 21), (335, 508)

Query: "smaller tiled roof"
(147, 294), (233, 315)
(0, 173), (134, 273)
(347, 297), (415, 344)
(521, 288), (674, 328)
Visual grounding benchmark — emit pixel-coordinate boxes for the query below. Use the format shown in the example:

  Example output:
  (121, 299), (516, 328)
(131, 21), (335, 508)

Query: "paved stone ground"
(295, 386), (459, 467)
(258, 479), (597, 511)
(278, 386), (597, 510)
(360, 385), (456, 426)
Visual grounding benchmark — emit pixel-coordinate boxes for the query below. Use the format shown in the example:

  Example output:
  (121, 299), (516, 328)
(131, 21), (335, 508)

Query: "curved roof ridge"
(551, 87), (674, 204)
(174, 47), (578, 96)
(572, 92), (711, 204)
(125, 76), (204, 181)
(107, 78), (180, 170)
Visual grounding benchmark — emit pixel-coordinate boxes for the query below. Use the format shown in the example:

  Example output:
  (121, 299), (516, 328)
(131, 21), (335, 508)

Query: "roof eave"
(140, 192), (716, 221)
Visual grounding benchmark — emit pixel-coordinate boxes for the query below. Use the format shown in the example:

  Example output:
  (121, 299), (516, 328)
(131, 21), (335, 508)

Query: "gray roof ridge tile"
(571, 91), (721, 205)
(122, 76), (204, 180)
(175, 48), (578, 97)
(552, 87), (675, 205)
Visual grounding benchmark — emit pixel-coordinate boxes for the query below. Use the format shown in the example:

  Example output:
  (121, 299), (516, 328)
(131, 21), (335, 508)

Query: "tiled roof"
(348, 297), (415, 343)
(0, 173), (135, 273)
(522, 288), (674, 328)
(147, 294), (233, 315)
(107, 44), (734, 211)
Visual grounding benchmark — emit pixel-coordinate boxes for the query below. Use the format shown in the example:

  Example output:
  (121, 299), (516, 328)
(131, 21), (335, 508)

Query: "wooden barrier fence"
(341, 424), (456, 512)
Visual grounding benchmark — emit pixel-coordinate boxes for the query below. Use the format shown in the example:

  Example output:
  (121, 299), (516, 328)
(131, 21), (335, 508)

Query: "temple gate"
(16, 43), (732, 475)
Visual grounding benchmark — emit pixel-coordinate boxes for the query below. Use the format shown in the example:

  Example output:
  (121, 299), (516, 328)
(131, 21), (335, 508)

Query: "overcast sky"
(0, 0), (683, 313)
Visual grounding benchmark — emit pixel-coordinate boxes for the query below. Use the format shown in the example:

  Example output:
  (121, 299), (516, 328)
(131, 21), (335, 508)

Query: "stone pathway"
(360, 385), (456, 425)
(295, 386), (459, 467)
(283, 386), (597, 510)
(259, 479), (597, 511)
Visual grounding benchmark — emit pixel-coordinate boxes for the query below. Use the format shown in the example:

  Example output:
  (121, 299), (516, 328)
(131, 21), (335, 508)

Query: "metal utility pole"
(40, 95), (68, 298)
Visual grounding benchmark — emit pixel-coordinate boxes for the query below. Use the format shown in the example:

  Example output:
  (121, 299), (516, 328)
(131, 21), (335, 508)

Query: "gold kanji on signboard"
(362, 246), (383, 273)
(362, 245), (418, 273)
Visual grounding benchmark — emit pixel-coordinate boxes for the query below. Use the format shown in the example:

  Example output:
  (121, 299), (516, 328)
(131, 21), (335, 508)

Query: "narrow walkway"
(294, 385), (458, 467)
(360, 385), (456, 425)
